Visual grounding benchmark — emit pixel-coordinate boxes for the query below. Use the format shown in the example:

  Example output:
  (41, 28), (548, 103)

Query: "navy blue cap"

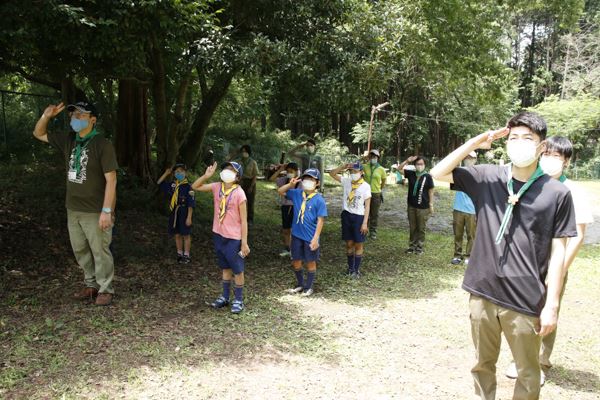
(221, 161), (243, 176)
(301, 168), (321, 181)
(348, 162), (363, 171)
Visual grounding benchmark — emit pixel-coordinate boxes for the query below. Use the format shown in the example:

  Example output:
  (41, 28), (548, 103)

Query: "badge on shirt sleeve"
(68, 170), (77, 181)
(189, 190), (195, 197)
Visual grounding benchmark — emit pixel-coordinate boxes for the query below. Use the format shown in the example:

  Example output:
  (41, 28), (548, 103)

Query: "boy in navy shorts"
(278, 168), (327, 296)
(192, 161), (250, 314)
(270, 162), (300, 257)
(329, 162), (371, 278)
(157, 163), (195, 263)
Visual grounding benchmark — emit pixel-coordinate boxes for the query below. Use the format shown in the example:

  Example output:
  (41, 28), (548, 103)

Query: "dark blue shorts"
(213, 233), (245, 274)
(290, 235), (320, 262)
(281, 205), (294, 229)
(341, 210), (366, 243)
(168, 206), (192, 236)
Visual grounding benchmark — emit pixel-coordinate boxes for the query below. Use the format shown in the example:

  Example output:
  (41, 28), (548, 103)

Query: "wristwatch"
(101, 207), (112, 214)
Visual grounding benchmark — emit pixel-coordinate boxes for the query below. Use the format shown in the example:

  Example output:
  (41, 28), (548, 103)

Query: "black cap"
(67, 101), (98, 117)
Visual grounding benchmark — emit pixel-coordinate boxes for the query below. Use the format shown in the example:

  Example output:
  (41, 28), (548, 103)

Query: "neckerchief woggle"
(170, 178), (188, 211)
(219, 182), (238, 223)
(297, 191), (317, 224)
(73, 129), (99, 176)
(494, 164), (545, 244)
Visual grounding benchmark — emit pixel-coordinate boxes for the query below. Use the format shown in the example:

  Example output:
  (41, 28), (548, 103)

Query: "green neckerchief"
(412, 170), (428, 196)
(367, 163), (381, 186)
(559, 174), (567, 183)
(495, 164), (545, 244)
(74, 129), (99, 175)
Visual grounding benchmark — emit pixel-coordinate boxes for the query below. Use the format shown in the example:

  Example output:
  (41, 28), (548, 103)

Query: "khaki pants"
(369, 193), (382, 233)
(469, 295), (541, 400)
(539, 272), (568, 368)
(67, 209), (114, 294)
(453, 210), (476, 258)
(407, 205), (430, 250)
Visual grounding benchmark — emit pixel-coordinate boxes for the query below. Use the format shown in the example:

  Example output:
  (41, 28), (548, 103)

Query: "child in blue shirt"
(450, 151), (477, 265)
(277, 168), (327, 296)
(157, 164), (195, 263)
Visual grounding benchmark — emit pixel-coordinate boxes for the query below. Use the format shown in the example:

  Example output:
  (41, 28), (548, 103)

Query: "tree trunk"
(149, 33), (169, 171)
(181, 71), (235, 167)
(115, 79), (151, 181)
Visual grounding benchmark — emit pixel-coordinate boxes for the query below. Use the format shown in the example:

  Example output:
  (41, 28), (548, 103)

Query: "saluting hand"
(475, 127), (510, 150)
(204, 162), (218, 178)
(43, 102), (65, 119)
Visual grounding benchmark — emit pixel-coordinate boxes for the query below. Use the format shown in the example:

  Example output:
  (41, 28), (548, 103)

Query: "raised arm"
(430, 127), (509, 183)
(278, 177), (301, 195)
(288, 141), (308, 158)
(329, 163), (350, 183)
(157, 167), (172, 184)
(398, 156), (417, 171)
(191, 162), (218, 192)
(33, 103), (65, 143)
(269, 164), (286, 182)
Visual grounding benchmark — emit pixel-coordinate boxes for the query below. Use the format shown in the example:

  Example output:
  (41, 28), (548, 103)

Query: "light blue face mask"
(70, 118), (89, 132)
(174, 172), (186, 181)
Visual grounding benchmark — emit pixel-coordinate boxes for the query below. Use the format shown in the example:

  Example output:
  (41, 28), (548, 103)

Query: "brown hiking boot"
(73, 287), (98, 300)
(95, 293), (113, 306)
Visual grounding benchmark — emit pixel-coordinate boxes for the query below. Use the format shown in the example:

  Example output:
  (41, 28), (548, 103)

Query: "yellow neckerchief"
(347, 178), (365, 204)
(219, 182), (238, 223)
(170, 178), (188, 211)
(297, 191), (317, 224)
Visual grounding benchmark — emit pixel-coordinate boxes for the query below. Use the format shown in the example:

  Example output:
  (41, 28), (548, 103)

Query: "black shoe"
(177, 254), (184, 263)
(405, 248), (415, 254)
(450, 257), (462, 265)
(181, 255), (191, 264)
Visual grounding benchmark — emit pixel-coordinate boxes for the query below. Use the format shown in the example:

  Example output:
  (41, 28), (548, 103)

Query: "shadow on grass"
(1, 164), (464, 398)
(548, 365), (600, 393)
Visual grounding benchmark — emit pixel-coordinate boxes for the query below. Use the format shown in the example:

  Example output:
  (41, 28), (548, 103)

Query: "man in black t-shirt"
(431, 112), (576, 400)
(398, 156), (435, 254)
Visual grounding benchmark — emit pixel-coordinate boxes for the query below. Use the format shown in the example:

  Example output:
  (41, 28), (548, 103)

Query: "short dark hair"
(546, 136), (573, 159)
(507, 111), (547, 140)
(307, 138), (316, 146)
(414, 156), (427, 164)
(241, 144), (252, 155)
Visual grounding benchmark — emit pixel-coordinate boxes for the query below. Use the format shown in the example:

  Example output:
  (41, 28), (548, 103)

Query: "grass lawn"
(1, 164), (599, 399)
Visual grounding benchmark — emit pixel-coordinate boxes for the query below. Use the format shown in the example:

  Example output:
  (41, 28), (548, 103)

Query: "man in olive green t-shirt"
(233, 144), (259, 224)
(33, 101), (118, 306)
(363, 149), (386, 239)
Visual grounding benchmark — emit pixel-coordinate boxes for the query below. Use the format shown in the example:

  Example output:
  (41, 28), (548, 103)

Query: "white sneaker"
(464, 258), (470, 265)
(506, 362), (545, 386)
(540, 370), (546, 386)
(300, 288), (314, 297)
(279, 249), (291, 257)
(506, 362), (518, 379)
(286, 286), (303, 294)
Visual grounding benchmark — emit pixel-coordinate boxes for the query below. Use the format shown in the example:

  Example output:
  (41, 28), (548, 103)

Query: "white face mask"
(463, 159), (476, 167)
(415, 165), (425, 172)
(286, 172), (296, 179)
(350, 172), (362, 181)
(507, 140), (539, 167)
(539, 155), (564, 177)
(302, 179), (316, 191)
(220, 169), (237, 183)
(241, 152), (249, 158)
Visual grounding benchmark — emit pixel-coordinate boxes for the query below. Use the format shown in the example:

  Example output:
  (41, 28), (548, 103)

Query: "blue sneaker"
(231, 299), (245, 314)
(211, 296), (229, 309)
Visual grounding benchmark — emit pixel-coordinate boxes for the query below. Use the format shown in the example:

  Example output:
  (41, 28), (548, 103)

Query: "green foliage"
(531, 95), (600, 159)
